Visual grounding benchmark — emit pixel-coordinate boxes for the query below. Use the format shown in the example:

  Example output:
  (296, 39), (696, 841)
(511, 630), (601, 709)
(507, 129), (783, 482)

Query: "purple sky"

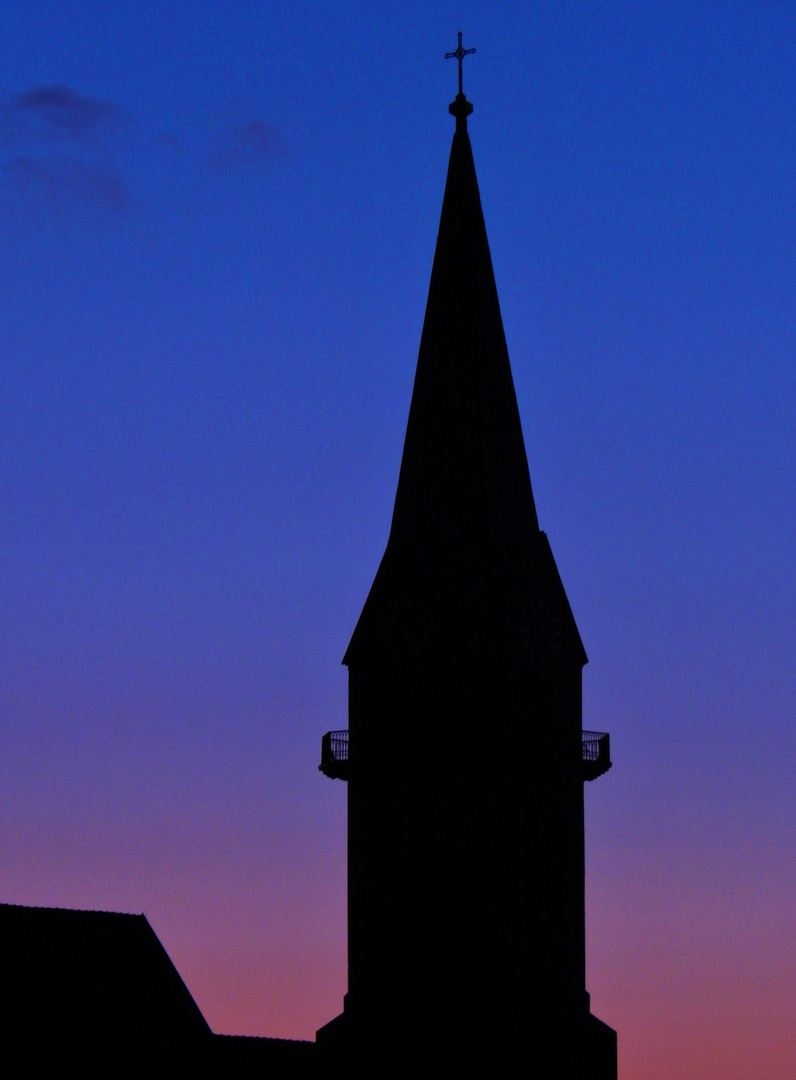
(2, 4), (795, 1076)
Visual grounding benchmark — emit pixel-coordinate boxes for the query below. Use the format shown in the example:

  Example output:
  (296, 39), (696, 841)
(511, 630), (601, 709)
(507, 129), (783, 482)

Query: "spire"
(387, 102), (539, 555)
(345, 86), (585, 667)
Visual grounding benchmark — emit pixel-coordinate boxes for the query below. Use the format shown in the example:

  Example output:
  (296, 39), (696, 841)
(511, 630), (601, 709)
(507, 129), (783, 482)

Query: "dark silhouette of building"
(0, 903), (211, 1077)
(0, 62), (615, 1080)
(0, 902), (316, 1078)
(316, 79), (616, 1078)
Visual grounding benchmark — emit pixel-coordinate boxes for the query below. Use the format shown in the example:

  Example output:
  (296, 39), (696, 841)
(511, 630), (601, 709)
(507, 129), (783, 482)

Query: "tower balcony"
(581, 731), (612, 781)
(319, 730), (350, 780)
(319, 729), (612, 782)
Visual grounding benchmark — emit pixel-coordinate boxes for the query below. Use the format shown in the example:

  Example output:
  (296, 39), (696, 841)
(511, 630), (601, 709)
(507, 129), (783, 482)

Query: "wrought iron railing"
(320, 727), (611, 782)
(319, 730), (349, 780)
(582, 731), (611, 781)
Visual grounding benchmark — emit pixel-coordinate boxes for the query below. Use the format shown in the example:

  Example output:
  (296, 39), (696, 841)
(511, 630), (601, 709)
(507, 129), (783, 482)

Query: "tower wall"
(345, 649), (589, 1075)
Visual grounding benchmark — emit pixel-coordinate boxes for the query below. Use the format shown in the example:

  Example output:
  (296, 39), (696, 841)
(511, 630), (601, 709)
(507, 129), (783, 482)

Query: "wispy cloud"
(0, 86), (285, 222)
(2, 86), (125, 144)
(210, 116), (284, 167)
(1, 85), (128, 216)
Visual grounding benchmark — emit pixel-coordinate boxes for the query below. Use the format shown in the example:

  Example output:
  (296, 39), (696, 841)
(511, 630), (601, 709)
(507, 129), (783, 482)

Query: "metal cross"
(445, 32), (476, 97)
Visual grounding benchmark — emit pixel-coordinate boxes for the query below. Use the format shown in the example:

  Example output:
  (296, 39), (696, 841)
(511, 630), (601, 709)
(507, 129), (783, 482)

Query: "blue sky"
(1, 3), (795, 1075)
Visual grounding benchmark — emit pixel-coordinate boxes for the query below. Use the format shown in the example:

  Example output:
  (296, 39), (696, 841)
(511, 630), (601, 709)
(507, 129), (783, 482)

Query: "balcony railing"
(320, 728), (611, 782)
(319, 730), (349, 780)
(582, 730), (612, 781)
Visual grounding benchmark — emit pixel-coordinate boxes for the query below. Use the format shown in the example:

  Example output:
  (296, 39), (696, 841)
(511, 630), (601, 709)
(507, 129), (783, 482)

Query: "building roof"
(0, 902), (210, 1074)
(0, 902), (319, 1077)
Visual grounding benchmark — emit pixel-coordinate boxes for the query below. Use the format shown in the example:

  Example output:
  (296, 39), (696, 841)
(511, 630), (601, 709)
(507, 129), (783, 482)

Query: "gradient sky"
(1, 3), (795, 1077)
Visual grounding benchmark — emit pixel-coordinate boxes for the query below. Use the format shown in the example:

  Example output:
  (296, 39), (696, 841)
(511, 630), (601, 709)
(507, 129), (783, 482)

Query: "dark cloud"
(0, 87), (284, 219)
(2, 156), (127, 215)
(0, 85), (129, 217)
(211, 118), (283, 166)
(2, 85), (124, 144)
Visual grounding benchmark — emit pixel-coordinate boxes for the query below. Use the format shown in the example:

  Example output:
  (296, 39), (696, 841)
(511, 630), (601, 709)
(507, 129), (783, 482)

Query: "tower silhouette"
(317, 68), (617, 1080)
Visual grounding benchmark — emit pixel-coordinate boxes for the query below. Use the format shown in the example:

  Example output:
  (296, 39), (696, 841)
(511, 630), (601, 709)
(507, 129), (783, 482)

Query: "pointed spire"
(388, 112), (539, 559)
(345, 92), (585, 667)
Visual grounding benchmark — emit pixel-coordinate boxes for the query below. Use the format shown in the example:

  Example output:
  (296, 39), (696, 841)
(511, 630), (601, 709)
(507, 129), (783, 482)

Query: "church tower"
(318, 43), (616, 1079)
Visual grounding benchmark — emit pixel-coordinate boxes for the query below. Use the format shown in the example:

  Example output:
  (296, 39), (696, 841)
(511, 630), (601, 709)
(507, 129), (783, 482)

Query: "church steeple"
(390, 88), (539, 549)
(321, 65), (614, 1080)
(345, 77), (584, 668)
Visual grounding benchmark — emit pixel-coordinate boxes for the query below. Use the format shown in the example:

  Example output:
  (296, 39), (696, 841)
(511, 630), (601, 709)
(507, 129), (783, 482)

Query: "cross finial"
(445, 31), (476, 97)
